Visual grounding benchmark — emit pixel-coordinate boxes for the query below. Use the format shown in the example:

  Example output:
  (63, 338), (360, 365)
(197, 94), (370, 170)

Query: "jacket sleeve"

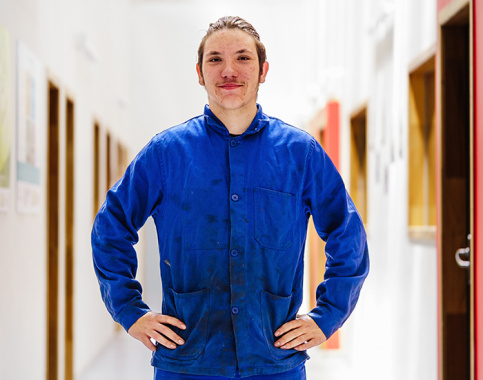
(91, 136), (164, 332)
(303, 138), (369, 339)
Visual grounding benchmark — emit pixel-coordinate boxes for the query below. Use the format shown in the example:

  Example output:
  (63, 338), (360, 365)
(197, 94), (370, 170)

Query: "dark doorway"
(440, 4), (472, 380)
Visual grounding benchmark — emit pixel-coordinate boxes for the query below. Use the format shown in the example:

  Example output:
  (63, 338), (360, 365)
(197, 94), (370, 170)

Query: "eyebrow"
(205, 49), (255, 58)
(235, 49), (253, 55)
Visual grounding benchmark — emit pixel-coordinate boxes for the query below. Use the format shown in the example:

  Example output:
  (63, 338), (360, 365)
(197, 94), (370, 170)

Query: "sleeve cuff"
(115, 299), (151, 332)
(307, 307), (341, 340)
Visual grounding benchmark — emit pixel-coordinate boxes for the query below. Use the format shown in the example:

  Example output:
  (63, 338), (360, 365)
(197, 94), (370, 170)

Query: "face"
(197, 29), (269, 116)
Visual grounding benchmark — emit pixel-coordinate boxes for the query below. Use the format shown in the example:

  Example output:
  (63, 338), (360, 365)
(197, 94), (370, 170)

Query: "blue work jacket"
(92, 104), (369, 378)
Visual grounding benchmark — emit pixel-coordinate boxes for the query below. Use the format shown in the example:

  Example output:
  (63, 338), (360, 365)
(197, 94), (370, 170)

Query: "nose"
(221, 60), (238, 78)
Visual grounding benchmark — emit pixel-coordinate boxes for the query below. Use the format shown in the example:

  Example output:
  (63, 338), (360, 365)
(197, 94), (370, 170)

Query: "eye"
(238, 56), (251, 61)
(208, 57), (221, 62)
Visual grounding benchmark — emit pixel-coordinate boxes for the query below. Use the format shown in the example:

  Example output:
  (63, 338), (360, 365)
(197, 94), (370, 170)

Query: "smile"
(219, 83), (243, 90)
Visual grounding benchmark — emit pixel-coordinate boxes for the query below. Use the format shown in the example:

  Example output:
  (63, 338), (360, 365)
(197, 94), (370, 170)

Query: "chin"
(216, 99), (246, 110)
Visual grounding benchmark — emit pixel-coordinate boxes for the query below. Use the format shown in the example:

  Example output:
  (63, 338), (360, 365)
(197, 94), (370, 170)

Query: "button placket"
(227, 132), (249, 367)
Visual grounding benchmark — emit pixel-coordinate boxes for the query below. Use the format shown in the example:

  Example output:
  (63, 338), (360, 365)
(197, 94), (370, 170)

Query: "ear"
(259, 61), (269, 84)
(196, 63), (205, 86)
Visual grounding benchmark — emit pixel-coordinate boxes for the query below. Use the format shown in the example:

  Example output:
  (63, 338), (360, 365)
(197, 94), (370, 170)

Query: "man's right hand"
(128, 311), (187, 352)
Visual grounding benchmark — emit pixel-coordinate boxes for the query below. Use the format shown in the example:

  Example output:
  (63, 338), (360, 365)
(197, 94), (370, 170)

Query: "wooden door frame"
(64, 95), (75, 380)
(46, 80), (60, 380)
(46, 78), (76, 380)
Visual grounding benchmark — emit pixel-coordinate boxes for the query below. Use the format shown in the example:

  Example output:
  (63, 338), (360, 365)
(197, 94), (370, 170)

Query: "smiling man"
(92, 16), (369, 380)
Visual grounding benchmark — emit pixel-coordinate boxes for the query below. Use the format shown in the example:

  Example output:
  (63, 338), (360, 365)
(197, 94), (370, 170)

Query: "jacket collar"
(204, 104), (269, 137)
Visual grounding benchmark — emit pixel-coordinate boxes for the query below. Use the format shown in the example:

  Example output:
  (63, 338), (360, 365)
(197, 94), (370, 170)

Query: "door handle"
(455, 247), (470, 268)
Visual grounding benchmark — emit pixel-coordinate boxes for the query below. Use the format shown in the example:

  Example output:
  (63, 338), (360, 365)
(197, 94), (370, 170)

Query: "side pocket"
(260, 290), (298, 361)
(254, 187), (295, 250)
(156, 288), (210, 361)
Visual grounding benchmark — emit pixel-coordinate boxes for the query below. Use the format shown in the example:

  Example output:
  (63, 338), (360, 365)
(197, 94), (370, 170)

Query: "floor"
(78, 332), (355, 380)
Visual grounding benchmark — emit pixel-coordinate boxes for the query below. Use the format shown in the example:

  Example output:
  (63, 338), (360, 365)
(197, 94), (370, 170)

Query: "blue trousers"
(154, 363), (307, 379)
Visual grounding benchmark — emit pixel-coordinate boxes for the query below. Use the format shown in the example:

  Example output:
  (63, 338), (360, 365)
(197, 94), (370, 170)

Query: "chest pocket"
(182, 187), (230, 250)
(254, 187), (295, 250)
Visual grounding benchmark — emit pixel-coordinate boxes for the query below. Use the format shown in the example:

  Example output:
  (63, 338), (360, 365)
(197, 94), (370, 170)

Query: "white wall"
(0, 2), (47, 379)
(0, 0), (148, 378)
(129, 0), (314, 142)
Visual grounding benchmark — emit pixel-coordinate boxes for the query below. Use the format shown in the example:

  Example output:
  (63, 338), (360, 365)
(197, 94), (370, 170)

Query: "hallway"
(2, 0), (483, 379)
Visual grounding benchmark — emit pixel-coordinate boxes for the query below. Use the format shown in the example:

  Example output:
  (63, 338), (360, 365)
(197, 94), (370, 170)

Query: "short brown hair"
(198, 16), (267, 76)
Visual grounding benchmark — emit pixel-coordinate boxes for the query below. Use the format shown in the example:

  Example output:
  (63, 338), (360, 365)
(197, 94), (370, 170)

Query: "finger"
(294, 340), (318, 351)
(155, 324), (185, 345)
(294, 331), (327, 351)
(140, 336), (157, 352)
(275, 326), (308, 347)
(274, 320), (302, 337)
(276, 329), (310, 349)
(280, 334), (310, 349)
(274, 330), (299, 347)
(157, 315), (187, 330)
(150, 330), (179, 349)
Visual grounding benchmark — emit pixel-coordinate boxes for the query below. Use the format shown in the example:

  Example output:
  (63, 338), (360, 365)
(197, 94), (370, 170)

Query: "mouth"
(218, 83), (243, 90)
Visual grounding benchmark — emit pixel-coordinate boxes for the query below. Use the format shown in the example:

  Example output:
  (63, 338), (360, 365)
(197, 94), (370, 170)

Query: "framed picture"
(0, 24), (12, 212)
(16, 41), (43, 214)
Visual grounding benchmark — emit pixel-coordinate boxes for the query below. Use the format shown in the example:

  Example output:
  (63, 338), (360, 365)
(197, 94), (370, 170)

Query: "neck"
(209, 103), (258, 135)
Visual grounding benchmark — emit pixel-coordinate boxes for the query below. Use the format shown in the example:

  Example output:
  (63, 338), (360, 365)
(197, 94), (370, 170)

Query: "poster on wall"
(16, 42), (43, 214)
(0, 25), (12, 212)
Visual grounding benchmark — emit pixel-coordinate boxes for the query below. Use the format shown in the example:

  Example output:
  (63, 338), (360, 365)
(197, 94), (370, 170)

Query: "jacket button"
(231, 306), (239, 315)
(230, 139), (237, 147)
(231, 194), (239, 202)
(230, 249), (239, 257)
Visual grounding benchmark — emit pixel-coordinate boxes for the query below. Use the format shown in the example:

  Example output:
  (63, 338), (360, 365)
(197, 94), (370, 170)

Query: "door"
(438, 2), (473, 379)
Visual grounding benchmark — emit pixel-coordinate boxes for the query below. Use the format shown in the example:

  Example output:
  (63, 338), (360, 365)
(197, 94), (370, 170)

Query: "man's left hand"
(274, 314), (327, 351)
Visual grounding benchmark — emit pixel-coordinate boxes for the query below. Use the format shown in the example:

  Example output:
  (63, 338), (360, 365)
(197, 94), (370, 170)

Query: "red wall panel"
(474, 1), (483, 378)
(324, 101), (340, 170)
(308, 101), (341, 349)
(438, 0), (456, 12)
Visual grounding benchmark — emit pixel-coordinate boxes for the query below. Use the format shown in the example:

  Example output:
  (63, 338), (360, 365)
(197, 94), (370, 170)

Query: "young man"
(92, 16), (369, 380)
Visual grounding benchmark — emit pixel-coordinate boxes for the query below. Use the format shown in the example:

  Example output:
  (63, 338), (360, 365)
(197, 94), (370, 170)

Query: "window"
(93, 123), (100, 219)
(408, 56), (435, 239)
(350, 107), (367, 225)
